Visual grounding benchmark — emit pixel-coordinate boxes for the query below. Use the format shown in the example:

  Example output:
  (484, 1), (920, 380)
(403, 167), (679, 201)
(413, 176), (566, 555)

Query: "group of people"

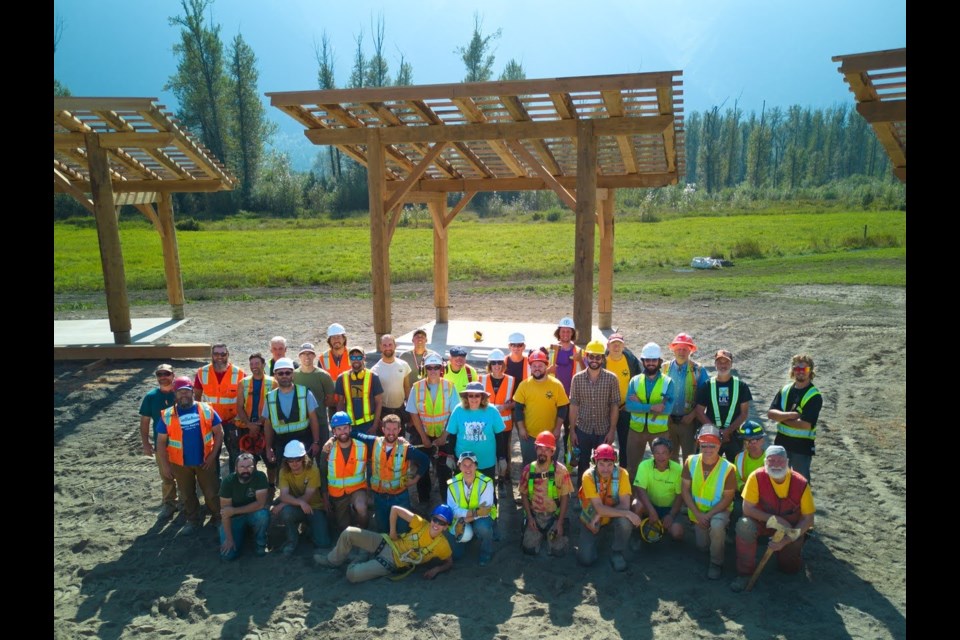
(138, 319), (822, 590)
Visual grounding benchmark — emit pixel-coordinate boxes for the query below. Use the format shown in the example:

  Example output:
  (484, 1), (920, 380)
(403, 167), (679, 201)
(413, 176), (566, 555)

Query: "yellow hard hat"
(584, 340), (606, 355)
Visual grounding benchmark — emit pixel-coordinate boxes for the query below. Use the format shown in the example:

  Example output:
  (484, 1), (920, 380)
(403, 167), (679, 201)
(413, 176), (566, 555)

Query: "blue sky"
(54, 0), (905, 168)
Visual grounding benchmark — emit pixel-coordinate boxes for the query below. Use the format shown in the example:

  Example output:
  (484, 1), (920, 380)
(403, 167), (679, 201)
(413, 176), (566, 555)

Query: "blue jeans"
(219, 509), (270, 560)
(788, 453), (812, 483)
(280, 504), (331, 548)
(445, 516), (495, 562)
(373, 491), (412, 534)
(574, 428), (607, 482)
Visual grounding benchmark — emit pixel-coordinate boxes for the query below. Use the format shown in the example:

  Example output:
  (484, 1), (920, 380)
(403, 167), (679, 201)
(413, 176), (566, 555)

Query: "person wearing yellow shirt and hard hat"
(512, 349), (570, 467)
(576, 443), (641, 571)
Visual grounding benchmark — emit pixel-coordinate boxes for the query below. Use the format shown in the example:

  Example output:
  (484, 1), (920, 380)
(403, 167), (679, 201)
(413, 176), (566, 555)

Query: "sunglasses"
(466, 394), (483, 399)
(275, 370), (293, 376)
(425, 365), (443, 371)
(793, 366), (811, 372)
(212, 352), (228, 357)
(156, 371), (173, 377)
(431, 517), (449, 526)
(349, 355), (365, 361)
(586, 354), (604, 360)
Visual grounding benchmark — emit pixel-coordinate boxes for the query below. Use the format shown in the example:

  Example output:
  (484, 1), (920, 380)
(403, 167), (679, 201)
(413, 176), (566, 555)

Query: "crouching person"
(576, 444), (641, 572)
(273, 440), (331, 556)
(314, 504), (454, 583)
(519, 432), (573, 556)
(219, 452), (270, 560)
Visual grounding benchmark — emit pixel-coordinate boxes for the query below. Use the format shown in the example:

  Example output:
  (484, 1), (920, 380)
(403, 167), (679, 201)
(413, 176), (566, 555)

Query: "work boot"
(730, 575), (749, 592)
(255, 545), (267, 557)
(314, 552), (336, 568)
(157, 504), (177, 520)
(707, 563), (723, 580)
(610, 552), (627, 572)
(180, 522), (199, 536)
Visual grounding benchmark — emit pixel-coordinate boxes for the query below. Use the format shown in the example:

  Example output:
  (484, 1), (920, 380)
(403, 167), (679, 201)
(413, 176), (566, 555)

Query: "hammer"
(744, 515), (801, 592)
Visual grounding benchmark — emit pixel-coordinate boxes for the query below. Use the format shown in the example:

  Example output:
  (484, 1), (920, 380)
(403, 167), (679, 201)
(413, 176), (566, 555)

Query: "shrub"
(731, 238), (763, 259)
(176, 218), (201, 231)
(546, 210), (562, 222)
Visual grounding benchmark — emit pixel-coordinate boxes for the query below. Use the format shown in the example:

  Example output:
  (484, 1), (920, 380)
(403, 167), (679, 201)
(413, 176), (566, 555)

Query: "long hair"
(790, 354), (816, 381)
(460, 395), (490, 409)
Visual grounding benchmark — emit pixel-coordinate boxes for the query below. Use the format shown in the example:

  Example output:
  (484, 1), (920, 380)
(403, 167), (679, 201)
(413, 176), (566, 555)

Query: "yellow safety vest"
(629, 375), (670, 433)
(267, 385), (310, 435)
(687, 454), (734, 521)
(776, 384), (821, 440)
(447, 472), (498, 528)
(413, 379), (456, 437)
(342, 370), (375, 425)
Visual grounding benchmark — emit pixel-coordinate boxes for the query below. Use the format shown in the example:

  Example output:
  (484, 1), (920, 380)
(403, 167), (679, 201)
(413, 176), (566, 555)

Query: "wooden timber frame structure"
(269, 71), (685, 344)
(832, 48), (906, 183)
(54, 97), (236, 344)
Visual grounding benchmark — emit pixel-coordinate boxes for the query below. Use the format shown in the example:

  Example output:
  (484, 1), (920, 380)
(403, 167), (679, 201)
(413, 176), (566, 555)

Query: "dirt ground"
(53, 284), (906, 639)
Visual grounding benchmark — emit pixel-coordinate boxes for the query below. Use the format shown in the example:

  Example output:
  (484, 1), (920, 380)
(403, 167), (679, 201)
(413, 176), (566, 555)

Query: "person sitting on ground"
(445, 451), (497, 566)
(519, 431), (573, 557)
(631, 436), (685, 545)
(314, 504), (454, 583)
(576, 443), (641, 572)
(272, 440), (331, 556)
(218, 452), (270, 560)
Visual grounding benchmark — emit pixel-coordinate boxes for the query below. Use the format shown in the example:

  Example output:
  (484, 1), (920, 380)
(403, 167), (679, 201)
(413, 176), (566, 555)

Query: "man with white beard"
(730, 445), (815, 592)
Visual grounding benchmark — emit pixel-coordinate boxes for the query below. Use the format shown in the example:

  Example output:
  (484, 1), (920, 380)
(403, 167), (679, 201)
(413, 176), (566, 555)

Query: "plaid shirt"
(569, 368), (621, 435)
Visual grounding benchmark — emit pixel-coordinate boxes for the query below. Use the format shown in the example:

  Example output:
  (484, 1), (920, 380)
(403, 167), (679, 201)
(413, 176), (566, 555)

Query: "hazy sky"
(54, 0), (905, 166)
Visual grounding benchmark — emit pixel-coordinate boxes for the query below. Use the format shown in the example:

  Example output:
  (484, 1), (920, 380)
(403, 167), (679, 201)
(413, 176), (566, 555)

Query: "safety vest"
(548, 344), (583, 376)
(342, 370), (375, 425)
(197, 364), (243, 422)
(663, 360), (702, 413)
(447, 472), (498, 526)
(709, 377), (741, 429)
(755, 468), (807, 528)
(577, 466), (620, 532)
(629, 374), (670, 433)
(444, 363), (477, 392)
(161, 402), (216, 466)
(412, 379), (456, 437)
(267, 385), (310, 435)
(370, 439), (410, 494)
(687, 454), (734, 520)
(382, 527), (447, 569)
(327, 439), (368, 497)
(527, 461), (559, 514)
(482, 373), (516, 431)
(506, 355), (529, 381)
(319, 350), (351, 385)
(776, 384), (821, 440)
(241, 376), (276, 422)
(734, 450), (766, 489)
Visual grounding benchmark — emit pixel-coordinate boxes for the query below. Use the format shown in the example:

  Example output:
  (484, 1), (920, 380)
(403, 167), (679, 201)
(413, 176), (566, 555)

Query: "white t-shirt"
(371, 358), (412, 408)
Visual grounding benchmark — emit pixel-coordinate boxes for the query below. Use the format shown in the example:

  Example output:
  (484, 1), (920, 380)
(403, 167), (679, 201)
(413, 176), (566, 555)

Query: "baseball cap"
(348, 346), (365, 355)
(607, 332), (625, 344)
(765, 445), (788, 459)
(174, 376), (194, 391)
(449, 346), (467, 357)
(714, 349), (733, 362)
(155, 363), (174, 373)
(413, 328), (428, 338)
(298, 342), (317, 355)
(458, 451), (478, 464)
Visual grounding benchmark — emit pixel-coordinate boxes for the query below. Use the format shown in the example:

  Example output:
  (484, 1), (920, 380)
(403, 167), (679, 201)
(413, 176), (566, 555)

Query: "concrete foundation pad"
(54, 317), (190, 346)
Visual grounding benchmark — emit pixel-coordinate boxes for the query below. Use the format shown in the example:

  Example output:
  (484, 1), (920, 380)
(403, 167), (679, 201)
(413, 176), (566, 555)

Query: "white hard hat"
(456, 521), (474, 543)
(508, 332), (526, 344)
(283, 440), (306, 458)
(558, 317), (575, 329)
(274, 357), (295, 371)
(487, 349), (506, 362)
(424, 353), (443, 366)
(327, 323), (346, 337)
(640, 342), (661, 359)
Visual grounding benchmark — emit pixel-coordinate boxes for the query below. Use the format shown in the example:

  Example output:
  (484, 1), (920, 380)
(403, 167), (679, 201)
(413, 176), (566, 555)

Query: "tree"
(349, 32), (366, 88)
(365, 13), (390, 87)
(227, 32), (273, 208)
(697, 107), (722, 193)
(499, 58), (526, 81)
(394, 50), (413, 86)
(54, 15), (70, 96)
(457, 12), (501, 82)
(314, 32), (342, 180)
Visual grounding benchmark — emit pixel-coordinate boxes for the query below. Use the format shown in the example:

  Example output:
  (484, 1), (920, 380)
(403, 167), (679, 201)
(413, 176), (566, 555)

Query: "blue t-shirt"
(446, 404), (506, 470)
(157, 404), (223, 466)
(139, 387), (176, 446)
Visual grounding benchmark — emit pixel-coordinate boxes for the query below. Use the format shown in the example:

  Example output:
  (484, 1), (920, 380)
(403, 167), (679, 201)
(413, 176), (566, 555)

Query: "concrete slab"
(54, 317), (190, 346)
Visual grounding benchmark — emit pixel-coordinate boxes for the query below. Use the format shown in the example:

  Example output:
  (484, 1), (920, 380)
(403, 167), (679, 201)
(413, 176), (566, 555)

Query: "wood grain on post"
(574, 119), (597, 346)
(598, 191), (615, 330)
(367, 129), (391, 341)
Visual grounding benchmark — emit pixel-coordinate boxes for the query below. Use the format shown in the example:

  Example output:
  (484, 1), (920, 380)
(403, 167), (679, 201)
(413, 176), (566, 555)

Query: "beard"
(766, 464), (788, 481)
(588, 360), (601, 369)
(177, 398), (193, 409)
(531, 369), (545, 380)
(382, 349), (395, 358)
(384, 432), (398, 443)
(337, 432), (351, 442)
(644, 363), (660, 375)
(537, 454), (549, 465)
(238, 471), (253, 482)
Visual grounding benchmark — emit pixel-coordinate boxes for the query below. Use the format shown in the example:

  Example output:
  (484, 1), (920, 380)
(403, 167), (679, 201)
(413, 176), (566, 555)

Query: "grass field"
(53, 210), (905, 301)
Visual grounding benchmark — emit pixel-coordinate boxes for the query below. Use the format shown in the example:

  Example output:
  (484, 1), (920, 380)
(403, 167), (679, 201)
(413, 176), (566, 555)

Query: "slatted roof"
(832, 48), (906, 183)
(53, 97), (236, 201)
(268, 71), (685, 191)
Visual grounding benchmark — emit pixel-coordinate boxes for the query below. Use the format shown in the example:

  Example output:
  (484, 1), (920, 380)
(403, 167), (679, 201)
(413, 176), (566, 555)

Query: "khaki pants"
(691, 511), (731, 566)
(320, 527), (396, 583)
(626, 429), (656, 483)
(330, 490), (369, 532)
(667, 415), (699, 463)
(170, 463), (220, 525)
(155, 454), (179, 508)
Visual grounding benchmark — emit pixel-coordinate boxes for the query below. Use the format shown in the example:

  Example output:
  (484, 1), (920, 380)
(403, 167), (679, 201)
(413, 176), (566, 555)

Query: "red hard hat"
(527, 349), (549, 364)
(534, 431), (557, 449)
(239, 432), (265, 455)
(593, 444), (617, 461)
(669, 332), (697, 352)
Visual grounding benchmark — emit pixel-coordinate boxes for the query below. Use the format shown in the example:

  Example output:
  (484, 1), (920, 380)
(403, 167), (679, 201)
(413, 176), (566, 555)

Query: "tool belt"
(372, 539), (401, 574)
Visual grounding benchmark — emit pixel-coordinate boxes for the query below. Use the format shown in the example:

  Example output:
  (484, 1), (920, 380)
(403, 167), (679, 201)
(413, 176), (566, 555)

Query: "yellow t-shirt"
(513, 376), (570, 436)
(579, 466), (632, 527)
(605, 355), (631, 408)
(390, 515), (453, 568)
(279, 464), (325, 510)
(742, 471), (815, 515)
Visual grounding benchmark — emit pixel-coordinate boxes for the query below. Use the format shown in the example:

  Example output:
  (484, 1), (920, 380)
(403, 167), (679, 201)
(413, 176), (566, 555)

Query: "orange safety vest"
(161, 402), (216, 466)
(197, 364), (244, 422)
(241, 375), (276, 423)
(370, 438), (410, 494)
(507, 355), (530, 381)
(327, 440), (368, 497)
(482, 373), (516, 431)
(319, 350), (351, 386)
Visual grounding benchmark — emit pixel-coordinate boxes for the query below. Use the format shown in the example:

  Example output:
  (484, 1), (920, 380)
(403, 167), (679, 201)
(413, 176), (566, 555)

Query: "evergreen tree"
(365, 13), (390, 88)
(457, 12), (501, 82)
(227, 32), (273, 208)
(499, 58), (526, 81)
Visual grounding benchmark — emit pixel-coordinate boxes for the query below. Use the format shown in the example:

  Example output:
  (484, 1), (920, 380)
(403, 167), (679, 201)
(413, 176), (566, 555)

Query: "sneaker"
(157, 504), (177, 520)
(707, 563), (723, 580)
(255, 545), (267, 557)
(180, 522), (199, 536)
(730, 576), (749, 592)
(610, 552), (627, 572)
(314, 552), (335, 568)
(281, 542), (297, 556)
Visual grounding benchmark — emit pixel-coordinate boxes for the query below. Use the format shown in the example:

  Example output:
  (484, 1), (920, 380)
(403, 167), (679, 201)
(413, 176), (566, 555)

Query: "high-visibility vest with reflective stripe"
(506, 355), (529, 382)
(776, 384), (821, 440)
(370, 439), (410, 494)
(447, 472), (498, 526)
(663, 360), (702, 413)
(198, 364), (243, 422)
(444, 364), (477, 392)
(341, 370), (375, 425)
(687, 454), (734, 520)
(319, 351), (351, 387)
(709, 376), (741, 429)
(327, 440), (368, 497)
(629, 374), (670, 433)
(161, 402), (216, 466)
(548, 344), (583, 376)
(482, 373), (516, 431)
(241, 376), (276, 422)
(267, 385), (311, 435)
(412, 379), (456, 437)
(526, 461), (559, 513)
(734, 450), (765, 489)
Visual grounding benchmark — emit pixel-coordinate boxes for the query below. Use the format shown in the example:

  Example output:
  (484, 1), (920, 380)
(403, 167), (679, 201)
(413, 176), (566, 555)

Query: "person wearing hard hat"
(519, 431), (574, 556)
(138, 363), (180, 520)
(663, 333), (710, 463)
(731, 420), (768, 523)
(604, 332), (641, 469)
(631, 436), (685, 545)
(624, 342), (676, 483)
(731, 445), (815, 592)
(319, 323), (350, 417)
(266, 336), (296, 377)
(504, 332), (530, 382)
(322, 411), (371, 532)
(681, 424), (737, 580)
(568, 339), (622, 481)
(513, 349), (570, 467)
(272, 439), (331, 555)
(444, 346), (478, 392)
(235, 353), (278, 484)
(156, 376), (225, 536)
(218, 452), (270, 559)
(694, 349), (753, 463)
(405, 353), (461, 504)
(576, 444), (641, 571)
(548, 317), (584, 464)
(371, 334), (413, 437)
(768, 353), (822, 483)
(193, 343), (245, 476)
(334, 346), (384, 435)
(292, 343), (335, 442)
(480, 349), (517, 490)
(445, 452), (497, 566)
(315, 503), (454, 582)
(399, 328), (439, 386)
(445, 381), (507, 480)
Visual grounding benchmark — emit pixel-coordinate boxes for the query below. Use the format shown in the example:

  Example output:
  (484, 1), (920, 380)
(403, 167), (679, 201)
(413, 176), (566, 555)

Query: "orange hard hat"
(593, 444), (617, 461)
(534, 431), (557, 449)
(239, 432), (265, 455)
(669, 333), (697, 352)
(527, 349), (549, 364)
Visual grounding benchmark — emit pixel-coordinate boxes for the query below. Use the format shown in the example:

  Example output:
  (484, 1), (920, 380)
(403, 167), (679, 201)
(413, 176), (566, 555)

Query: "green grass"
(53, 210), (905, 296)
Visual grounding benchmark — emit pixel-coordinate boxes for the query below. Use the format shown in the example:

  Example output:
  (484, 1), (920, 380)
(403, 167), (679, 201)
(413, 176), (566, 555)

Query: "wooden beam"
(54, 97), (159, 112)
(505, 140), (577, 210)
(452, 97), (527, 177)
(657, 85), (678, 173)
(501, 95), (563, 175)
(157, 192), (186, 319)
(598, 193), (615, 330)
(833, 48), (905, 74)
(444, 191), (476, 227)
(856, 100), (906, 124)
(408, 173), (677, 192)
(133, 202), (160, 231)
(429, 198), (449, 323)
(110, 179), (233, 193)
(385, 142), (447, 238)
(53, 170), (95, 214)
(573, 120), (598, 347)
(54, 343), (212, 361)
(367, 130), (391, 340)
(550, 92), (579, 120)
(407, 100), (494, 178)
(97, 132), (177, 148)
(602, 90), (639, 174)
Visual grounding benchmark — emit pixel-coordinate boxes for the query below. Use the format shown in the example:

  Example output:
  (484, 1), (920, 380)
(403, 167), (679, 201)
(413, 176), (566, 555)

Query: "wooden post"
(367, 130), (391, 342)
(85, 133), (132, 344)
(574, 120), (597, 346)
(157, 192), (186, 320)
(429, 197), (449, 323)
(598, 190), (615, 330)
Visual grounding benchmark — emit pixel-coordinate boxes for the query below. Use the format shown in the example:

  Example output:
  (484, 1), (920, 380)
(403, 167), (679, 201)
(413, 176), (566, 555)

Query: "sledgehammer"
(744, 515), (801, 592)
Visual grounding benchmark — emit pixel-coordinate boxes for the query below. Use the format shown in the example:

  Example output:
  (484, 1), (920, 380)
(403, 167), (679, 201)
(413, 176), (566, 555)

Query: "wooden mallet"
(744, 515), (801, 592)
